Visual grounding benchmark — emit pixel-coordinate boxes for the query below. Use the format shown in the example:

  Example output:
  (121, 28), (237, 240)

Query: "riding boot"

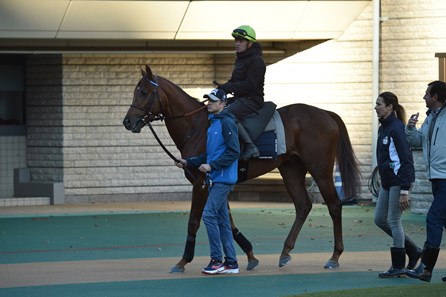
(378, 247), (406, 278)
(405, 237), (422, 270)
(236, 123), (259, 160)
(406, 244), (440, 282)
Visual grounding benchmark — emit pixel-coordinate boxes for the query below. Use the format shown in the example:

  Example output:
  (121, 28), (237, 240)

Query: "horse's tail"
(326, 110), (361, 198)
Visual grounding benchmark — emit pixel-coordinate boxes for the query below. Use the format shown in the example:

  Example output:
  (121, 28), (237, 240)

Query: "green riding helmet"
(231, 25), (256, 42)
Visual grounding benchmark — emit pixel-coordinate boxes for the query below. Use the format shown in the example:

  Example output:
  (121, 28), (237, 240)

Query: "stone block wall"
(371, 0), (445, 211)
(21, 0), (446, 210)
(263, 0), (446, 210)
(60, 54), (215, 202)
(265, 4), (375, 199)
(26, 55), (64, 184)
(22, 52), (297, 203)
(380, 0), (446, 119)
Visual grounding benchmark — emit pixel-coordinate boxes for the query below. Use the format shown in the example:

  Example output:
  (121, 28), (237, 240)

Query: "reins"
(164, 105), (207, 121)
(144, 118), (200, 182)
(144, 119), (180, 163)
(131, 76), (206, 181)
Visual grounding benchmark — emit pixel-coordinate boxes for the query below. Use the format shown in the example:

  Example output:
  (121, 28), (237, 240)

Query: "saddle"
(241, 101), (286, 160)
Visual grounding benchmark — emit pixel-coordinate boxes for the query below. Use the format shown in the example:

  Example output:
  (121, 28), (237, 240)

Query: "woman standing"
(374, 91), (421, 278)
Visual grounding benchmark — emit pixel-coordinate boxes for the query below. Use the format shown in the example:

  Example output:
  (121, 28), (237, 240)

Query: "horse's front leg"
(170, 183), (207, 273)
(228, 204), (259, 270)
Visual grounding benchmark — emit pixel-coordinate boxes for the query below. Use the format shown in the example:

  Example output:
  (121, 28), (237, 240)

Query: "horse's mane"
(157, 75), (203, 105)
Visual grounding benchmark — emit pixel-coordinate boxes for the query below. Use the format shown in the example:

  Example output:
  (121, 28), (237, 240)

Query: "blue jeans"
(426, 179), (446, 248)
(202, 183), (237, 263)
(374, 186), (405, 247)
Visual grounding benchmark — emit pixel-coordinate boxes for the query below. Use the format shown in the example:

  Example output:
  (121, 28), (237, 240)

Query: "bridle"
(128, 75), (206, 181)
(129, 75), (206, 124)
(129, 76), (164, 123)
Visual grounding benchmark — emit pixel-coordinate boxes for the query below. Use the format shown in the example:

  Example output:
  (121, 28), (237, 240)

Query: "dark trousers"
(226, 97), (261, 121)
(426, 178), (446, 248)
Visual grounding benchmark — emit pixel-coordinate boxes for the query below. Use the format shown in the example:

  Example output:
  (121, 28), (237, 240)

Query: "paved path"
(0, 201), (292, 216)
(1, 201), (445, 297)
(2, 251), (446, 289)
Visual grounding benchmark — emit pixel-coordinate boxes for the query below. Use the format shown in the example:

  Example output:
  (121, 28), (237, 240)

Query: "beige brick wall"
(265, 4), (375, 198)
(60, 54), (214, 202)
(24, 53), (295, 203)
(263, 0), (446, 211)
(58, 53), (298, 203)
(380, 0), (446, 213)
(23, 0), (446, 210)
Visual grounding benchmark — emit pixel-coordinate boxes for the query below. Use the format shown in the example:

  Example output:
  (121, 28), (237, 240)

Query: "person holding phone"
(405, 80), (446, 282)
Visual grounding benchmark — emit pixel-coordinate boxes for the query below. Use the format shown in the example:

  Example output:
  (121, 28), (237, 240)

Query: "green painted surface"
(0, 206), (426, 264)
(1, 205), (441, 297)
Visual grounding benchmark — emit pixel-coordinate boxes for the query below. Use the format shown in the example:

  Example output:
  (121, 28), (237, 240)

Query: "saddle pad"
(255, 130), (277, 159)
(264, 111), (286, 156)
(236, 112), (286, 182)
(245, 111), (286, 160)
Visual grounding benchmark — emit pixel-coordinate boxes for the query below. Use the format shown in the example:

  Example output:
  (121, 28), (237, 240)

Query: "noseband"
(130, 76), (206, 124)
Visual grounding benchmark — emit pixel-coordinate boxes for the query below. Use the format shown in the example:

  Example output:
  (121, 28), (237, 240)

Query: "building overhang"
(0, 0), (370, 53)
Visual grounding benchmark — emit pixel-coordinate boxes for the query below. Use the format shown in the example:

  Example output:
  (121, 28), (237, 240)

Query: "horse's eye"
(139, 86), (149, 96)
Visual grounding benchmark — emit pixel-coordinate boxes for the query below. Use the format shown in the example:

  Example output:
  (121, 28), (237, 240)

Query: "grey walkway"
(0, 201), (445, 297)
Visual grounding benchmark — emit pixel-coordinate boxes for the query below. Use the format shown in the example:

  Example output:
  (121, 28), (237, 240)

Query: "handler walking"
(175, 88), (240, 274)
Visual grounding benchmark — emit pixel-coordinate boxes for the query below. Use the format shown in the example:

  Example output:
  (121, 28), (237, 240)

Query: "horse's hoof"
(170, 265), (185, 273)
(279, 255), (291, 267)
(246, 259), (259, 271)
(324, 260), (339, 269)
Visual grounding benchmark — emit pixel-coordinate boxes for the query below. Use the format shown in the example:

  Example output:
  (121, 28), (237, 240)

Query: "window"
(0, 55), (25, 135)
(435, 53), (446, 82)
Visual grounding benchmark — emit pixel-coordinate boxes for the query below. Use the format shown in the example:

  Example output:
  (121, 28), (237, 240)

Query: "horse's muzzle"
(123, 117), (145, 133)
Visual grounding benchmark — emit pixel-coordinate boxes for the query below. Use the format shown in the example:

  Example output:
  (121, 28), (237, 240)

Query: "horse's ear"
(145, 65), (153, 80)
(140, 67), (146, 77)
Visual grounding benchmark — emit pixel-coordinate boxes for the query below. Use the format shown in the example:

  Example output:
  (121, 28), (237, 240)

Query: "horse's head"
(123, 65), (163, 133)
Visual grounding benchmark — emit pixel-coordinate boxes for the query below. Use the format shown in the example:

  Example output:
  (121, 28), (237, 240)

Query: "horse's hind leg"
(228, 206), (259, 270)
(278, 158), (312, 267)
(313, 175), (343, 269)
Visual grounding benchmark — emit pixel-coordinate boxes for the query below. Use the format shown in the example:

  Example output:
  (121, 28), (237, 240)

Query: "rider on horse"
(218, 25), (266, 160)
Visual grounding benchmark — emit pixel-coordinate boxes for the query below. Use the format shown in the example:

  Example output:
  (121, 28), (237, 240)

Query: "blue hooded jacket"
(187, 109), (239, 184)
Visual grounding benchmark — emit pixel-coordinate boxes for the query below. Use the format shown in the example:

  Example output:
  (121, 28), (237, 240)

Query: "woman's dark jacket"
(221, 42), (266, 107)
(376, 112), (415, 190)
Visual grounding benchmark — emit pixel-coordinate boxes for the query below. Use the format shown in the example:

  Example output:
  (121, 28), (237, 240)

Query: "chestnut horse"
(123, 65), (360, 273)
